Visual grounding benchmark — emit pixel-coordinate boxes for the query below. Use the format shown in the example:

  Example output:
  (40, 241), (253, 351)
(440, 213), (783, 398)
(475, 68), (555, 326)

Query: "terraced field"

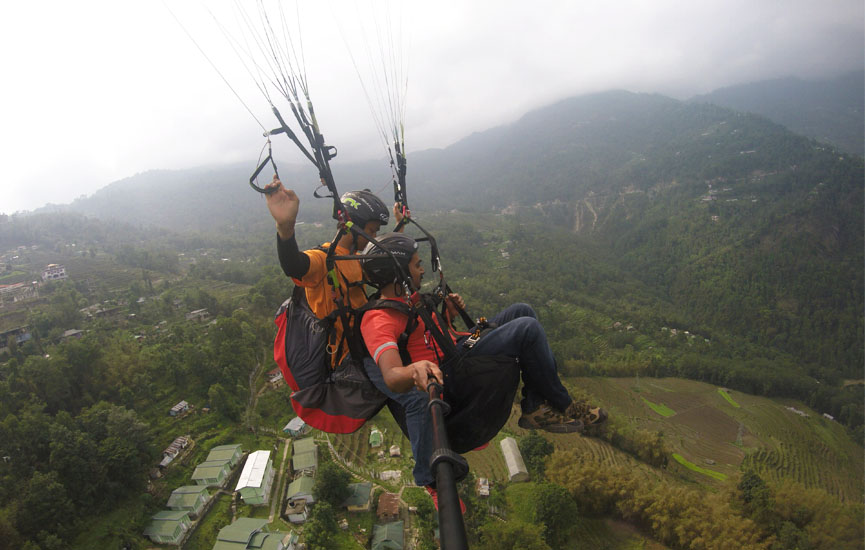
(563, 377), (864, 501)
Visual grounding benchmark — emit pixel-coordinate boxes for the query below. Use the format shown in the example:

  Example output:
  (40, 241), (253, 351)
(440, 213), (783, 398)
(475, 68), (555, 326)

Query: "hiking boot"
(425, 485), (467, 514)
(564, 399), (608, 433)
(518, 403), (584, 433)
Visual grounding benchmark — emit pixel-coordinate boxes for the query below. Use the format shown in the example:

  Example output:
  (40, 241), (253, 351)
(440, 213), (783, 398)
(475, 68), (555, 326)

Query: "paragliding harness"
(272, 247), (388, 434)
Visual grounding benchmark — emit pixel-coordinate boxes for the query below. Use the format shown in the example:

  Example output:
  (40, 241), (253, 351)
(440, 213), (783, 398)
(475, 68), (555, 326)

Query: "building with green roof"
(372, 521), (404, 550)
(342, 481), (373, 512)
(286, 475), (315, 502)
(285, 475), (315, 524)
(292, 437), (316, 454)
(369, 428), (383, 447)
(291, 438), (318, 474)
(207, 444), (243, 467)
(192, 459), (232, 487)
(143, 510), (191, 545)
(167, 485), (210, 517)
(212, 517), (297, 550)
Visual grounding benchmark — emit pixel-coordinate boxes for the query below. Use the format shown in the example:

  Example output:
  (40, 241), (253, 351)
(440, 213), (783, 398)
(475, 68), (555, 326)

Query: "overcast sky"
(1, 0), (862, 215)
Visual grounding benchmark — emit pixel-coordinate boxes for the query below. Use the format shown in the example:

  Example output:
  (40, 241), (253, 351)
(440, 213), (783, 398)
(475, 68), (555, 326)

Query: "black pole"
(427, 382), (469, 550)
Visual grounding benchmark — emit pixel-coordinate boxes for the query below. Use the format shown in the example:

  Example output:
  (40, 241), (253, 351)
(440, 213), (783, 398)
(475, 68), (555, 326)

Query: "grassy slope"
(467, 376), (863, 504)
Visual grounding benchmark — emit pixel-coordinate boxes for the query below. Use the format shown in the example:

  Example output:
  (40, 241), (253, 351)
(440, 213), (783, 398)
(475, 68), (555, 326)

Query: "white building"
(235, 450), (275, 505)
(500, 437), (529, 482)
(41, 264), (67, 281)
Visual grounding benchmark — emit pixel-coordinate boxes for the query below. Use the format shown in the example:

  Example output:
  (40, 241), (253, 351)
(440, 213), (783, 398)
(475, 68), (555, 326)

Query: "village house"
(206, 444), (243, 468)
(500, 437), (529, 482)
(212, 518), (297, 550)
(169, 400), (190, 417)
(369, 428), (383, 448)
(389, 445), (401, 457)
(191, 459), (232, 487)
(59, 329), (84, 342)
(185, 308), (210, 322)
(285, 475), (316, 523)
(282, 417), (310, 437)
(0, 326), (32, 355)
(235, 450), (275, 505)
(0, 282), (38, 304)
(372, 521), (404, 550)
(160, 435), (190, 468)
(267, 367), (284, 388)
(477, 477), (490, 497)
(377, 492), (401, 523)
(166, 485), (210, 518)
(292, 438), (318, 475)
(41, 264), (67, 282)
(342, 482), (373, 513)
(143, 510), (191, 545)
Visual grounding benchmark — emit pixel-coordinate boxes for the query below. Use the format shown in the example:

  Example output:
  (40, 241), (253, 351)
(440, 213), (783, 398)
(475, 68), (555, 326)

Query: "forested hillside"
(49, 87), (863, 383)
(691, 71), (864, 156)
(0, 211), (862, 549)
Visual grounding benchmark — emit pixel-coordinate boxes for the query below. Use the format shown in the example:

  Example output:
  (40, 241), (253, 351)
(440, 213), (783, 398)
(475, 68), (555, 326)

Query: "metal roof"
(342, 482), (372, 508)
(286, 475), (315, 499)
(293, 437), (316, 454)
(284, 417), (306, 431)
(235, 450), (271, 491)
(191, 460), (230, 479)
(292, 450), (318, 471)
(207, 444), (241, 462)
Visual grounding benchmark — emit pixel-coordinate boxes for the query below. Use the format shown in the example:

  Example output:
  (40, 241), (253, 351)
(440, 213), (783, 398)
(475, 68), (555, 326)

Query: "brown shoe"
(564, 399), (608, 429)
(518, 403), (584, 433)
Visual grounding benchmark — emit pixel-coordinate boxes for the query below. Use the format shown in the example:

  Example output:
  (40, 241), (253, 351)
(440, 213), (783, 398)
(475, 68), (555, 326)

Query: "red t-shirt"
(360, 295), (457, 366)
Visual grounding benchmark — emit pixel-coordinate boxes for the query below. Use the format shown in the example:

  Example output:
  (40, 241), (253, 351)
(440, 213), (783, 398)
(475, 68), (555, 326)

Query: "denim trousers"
(362, 302), (572, 487)
(362, 355), (435, 486)
(462, 303), (572, 413)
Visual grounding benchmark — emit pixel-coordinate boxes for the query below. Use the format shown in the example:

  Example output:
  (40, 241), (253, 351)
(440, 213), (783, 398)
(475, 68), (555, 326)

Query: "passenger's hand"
(445, 293), (466, 320)
(264, 175), (300, 239)
(410, 360), (443, 392)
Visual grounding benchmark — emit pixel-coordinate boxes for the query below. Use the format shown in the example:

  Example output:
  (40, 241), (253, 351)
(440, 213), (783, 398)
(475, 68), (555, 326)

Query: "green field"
(717, 388), (740, 408)
(672, 453), (728, 481)
(563, 377), (864, 501)
(641, 397), (676, 417)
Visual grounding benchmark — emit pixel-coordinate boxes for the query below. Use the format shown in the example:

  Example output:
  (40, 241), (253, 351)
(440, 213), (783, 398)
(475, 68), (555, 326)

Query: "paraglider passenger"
(359, 233), (607, 497)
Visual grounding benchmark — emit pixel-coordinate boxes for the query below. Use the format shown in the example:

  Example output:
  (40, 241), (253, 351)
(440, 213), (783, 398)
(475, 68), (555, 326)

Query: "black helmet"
(341, 190), (389, 228)
(361, 233), (418, 287)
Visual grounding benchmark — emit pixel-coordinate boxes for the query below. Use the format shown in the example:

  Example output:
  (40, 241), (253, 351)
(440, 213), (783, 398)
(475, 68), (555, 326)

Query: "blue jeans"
(363, 356), (435, 487)
(363, 303), (571, 486)
(461, 303), (572, 413)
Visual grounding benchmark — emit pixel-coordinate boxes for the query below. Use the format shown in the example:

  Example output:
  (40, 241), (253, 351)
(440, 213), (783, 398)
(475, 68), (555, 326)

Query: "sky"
(1, 0), (862, 215)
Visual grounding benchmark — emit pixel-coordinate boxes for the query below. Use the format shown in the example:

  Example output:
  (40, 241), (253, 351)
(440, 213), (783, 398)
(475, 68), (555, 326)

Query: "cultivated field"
(565, 377), (864, 501)
(458, 376), (862, 503)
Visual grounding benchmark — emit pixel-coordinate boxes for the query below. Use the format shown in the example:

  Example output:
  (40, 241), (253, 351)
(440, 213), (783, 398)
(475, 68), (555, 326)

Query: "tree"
(303, 502), (337, 550)
(313, 461), (351, 507)
(477, 520), (550, 550)
(533, 482), (578, 549)
(519, 432), (554, 479)
(17, 471), (73, 538)
(208, 383), (241, 421)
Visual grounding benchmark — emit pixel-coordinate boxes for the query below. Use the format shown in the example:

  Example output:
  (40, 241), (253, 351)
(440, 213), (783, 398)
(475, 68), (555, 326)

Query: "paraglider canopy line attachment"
(430, 448), (469, 483)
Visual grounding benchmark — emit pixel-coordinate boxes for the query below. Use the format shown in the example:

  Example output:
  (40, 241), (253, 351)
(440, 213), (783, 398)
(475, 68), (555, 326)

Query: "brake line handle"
(249, 152), (279, 195)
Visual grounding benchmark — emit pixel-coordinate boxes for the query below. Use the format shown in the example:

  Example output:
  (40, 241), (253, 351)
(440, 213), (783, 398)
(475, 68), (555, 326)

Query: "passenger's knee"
(511, 302), (537, 319)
